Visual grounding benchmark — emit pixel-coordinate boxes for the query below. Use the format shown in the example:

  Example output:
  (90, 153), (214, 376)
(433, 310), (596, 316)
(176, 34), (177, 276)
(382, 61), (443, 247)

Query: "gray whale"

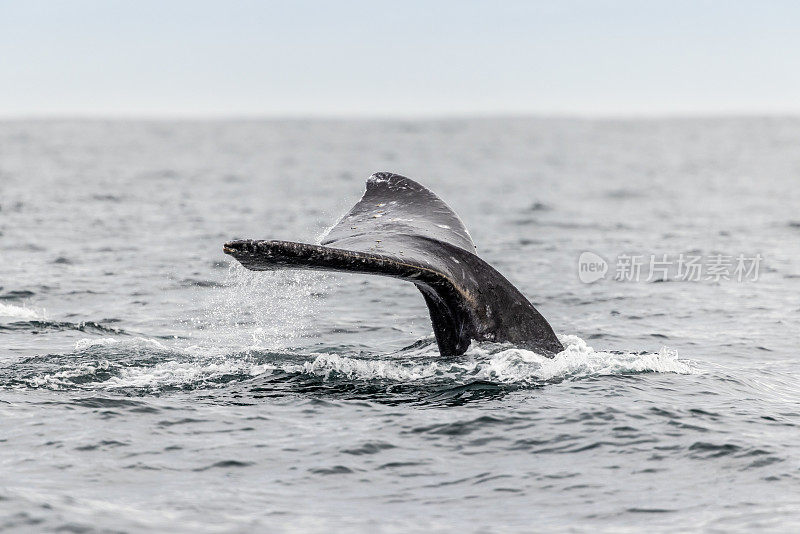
(223, 172), (563, 357)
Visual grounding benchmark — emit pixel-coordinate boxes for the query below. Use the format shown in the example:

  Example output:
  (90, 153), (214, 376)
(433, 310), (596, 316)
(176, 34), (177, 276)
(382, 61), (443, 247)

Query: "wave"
(1, 334), (695, 395)
(0, 302), (42, 320)
(0, 319), (126, 335)
(74, 338), (122, 350)
(8, 336), (271, 392)
(288, 335), (694, 385)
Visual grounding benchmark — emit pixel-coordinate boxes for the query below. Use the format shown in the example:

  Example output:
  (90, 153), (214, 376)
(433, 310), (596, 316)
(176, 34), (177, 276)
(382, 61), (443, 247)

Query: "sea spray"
(0, 302), (44, 320)
(190, 263), (330, 353)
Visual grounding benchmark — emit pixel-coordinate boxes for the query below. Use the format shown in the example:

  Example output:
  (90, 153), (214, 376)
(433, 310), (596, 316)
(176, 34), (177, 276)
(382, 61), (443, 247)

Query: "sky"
(2, 0), (800, 118)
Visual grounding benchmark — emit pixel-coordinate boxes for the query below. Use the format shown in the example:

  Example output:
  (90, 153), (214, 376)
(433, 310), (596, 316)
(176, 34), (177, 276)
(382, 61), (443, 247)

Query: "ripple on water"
(0, 334), (696, 400)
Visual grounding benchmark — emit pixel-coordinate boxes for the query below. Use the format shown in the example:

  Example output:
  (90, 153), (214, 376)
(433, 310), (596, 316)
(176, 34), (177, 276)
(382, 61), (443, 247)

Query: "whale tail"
(223, 173), (563, 357)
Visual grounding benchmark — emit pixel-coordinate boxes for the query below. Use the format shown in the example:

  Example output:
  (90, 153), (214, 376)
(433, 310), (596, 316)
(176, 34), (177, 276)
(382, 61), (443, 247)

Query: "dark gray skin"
(223, 173), (563, 357)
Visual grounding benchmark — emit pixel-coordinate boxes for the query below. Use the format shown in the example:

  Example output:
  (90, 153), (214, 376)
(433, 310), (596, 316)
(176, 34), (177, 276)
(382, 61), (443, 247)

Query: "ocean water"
(1, 118), (799, 532)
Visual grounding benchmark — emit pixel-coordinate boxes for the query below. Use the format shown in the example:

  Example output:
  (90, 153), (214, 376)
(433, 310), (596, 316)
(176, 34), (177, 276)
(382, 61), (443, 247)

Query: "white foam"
(467, 335), (695, 383)
(101, 359), (274, 389)
(25, 360), (114, 390)
(298, 353), (445, 381)
(74, 336), (167, 351)
(285, 335), (695, 384)
(0, 303), (42, 320)
(25, 334), (695, 391)
(25, 337), (276, 391)
(75, 338), (120, 350)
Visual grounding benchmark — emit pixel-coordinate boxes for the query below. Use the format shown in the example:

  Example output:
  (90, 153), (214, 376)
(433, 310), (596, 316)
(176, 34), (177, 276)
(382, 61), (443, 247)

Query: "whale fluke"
(223, 172), (563, 357)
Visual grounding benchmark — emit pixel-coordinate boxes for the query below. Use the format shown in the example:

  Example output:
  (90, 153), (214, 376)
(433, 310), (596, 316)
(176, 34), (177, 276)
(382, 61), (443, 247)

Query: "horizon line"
(2, 111), (800, 122)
